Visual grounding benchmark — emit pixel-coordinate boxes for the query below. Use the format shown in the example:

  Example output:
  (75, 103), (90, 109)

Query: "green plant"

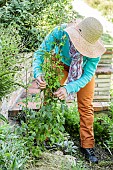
(94, 115), (110, 143)
(42, 52), (64, 104)
(0, 124), (28, 170)
(0, 0), (79, 50)
(63, 105), (80, 139)
(0, 113), (8, 123)
(94, 112), (113, 152)
(18, 47), (68, 157)
(0, 23), (21, 100)
(17, 105), (65, 158)
(101, 33), (113, 45)
(106, 104), (113, 149)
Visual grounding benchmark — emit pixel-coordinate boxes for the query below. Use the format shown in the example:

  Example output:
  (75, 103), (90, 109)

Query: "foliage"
(94, 115), (111, 142)
(17, 104), (65, 158)
(17, 48), (68, 157)
(0, 113), (8, 123)
(84, 0), (113, 22)
(101, 33), (113, 45)
(106, 104), (113, 149)
(0, 0), (78, 50)
(42, 51), (64, 104)
(63, 105), (80, 139)
(0, 0), (79, 167)
(0, 23), (21, 100)
(93, 112), (113, 151)
(0, 123), (28, 170)
(60, 102), (113, 151)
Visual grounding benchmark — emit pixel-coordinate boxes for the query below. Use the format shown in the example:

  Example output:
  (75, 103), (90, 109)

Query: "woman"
(33, 17), (106, 163)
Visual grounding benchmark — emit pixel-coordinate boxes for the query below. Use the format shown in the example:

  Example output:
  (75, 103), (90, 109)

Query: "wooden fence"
(94, 45), (113, 102)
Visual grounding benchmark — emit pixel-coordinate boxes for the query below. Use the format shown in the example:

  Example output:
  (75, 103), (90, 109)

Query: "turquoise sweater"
(33, 24), (100, 94)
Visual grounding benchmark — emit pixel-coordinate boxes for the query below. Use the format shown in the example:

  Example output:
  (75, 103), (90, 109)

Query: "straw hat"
(64, 17), (106, 58)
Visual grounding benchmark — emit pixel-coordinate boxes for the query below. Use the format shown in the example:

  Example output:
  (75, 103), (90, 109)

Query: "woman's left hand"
(53, 87), (67, 100)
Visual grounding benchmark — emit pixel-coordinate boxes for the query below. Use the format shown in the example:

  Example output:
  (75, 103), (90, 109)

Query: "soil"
(9, 117), (113, 170)
(73, 140), (113, 170)
(26, 140), (113, 170)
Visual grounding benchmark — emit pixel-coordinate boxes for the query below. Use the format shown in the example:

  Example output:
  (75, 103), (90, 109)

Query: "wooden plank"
(95, 79), (110, 83)
(93, 102), (110, 112)
(98, 64), (112, 67)
(98, 91), (110, 95)
(96, 67), (113, 74)
(95, 87), (110, 91)
(94, 95), (110, 102)
(101, 54), (113, 59)
(98, 82), (111, 87)
(97, 75), (111, 78)
(99, 60), (112, 64)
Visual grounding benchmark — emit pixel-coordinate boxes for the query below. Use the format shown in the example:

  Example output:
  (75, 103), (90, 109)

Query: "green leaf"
(11, 158), (17, 170)
(0, 114), (8, 123)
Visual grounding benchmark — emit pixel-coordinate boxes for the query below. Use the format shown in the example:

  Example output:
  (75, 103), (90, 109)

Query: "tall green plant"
(17, 34), (69, 157)
(0, 23), (21, 100)
(42, 51), (64, 104)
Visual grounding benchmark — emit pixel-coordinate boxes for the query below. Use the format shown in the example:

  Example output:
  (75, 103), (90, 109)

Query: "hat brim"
(64, 25), (106, 58)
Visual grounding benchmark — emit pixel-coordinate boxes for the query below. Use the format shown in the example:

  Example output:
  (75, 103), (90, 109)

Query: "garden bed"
(24, 138), (113, 170)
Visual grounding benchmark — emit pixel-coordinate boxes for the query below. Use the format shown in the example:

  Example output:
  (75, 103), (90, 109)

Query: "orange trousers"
(60, 68), (95, 148)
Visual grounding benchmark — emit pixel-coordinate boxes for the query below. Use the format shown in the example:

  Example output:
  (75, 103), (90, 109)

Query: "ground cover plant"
(0, 123), (28, 170)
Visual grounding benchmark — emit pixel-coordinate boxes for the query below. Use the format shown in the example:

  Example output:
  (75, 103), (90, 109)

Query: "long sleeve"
(64, 56), (100, 94)
(33, 25), (66, 78)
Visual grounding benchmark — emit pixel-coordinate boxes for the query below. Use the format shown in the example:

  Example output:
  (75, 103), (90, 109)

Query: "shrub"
(0, 0), (78, 50)
(0, 23), (21, 100)
(17, 104), (65, 157)
(101, 33), (113, 45)
(64, 105), (80, 139)
(94, 115), (111, 143)
(106, 104), (113, 149)
(0, 123), (28, 170)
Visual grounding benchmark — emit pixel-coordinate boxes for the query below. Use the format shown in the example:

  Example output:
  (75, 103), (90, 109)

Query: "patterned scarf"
(66, 39), (83, 100)
(67, 39), (83, 83)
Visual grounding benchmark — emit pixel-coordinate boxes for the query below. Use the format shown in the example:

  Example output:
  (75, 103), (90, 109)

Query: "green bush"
(106, 104), (113, 149)
(17, 104), (65, 158)
(0, 23), (21, 100)
(0, 0), (78, 50)
(94, 115), (111, 143)
(61, 103), (113, 151)
(101, 33), (113, 45)
(0, 124), (28, 170)
(64, 105), (80, 139)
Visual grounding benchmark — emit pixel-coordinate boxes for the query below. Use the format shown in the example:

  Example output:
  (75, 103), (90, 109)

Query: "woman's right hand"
(36, 75), (46, 89)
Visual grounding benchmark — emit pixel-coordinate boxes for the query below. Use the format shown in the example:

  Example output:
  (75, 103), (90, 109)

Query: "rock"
(27, 152), (77, 170)
(54, 150), (63, 156)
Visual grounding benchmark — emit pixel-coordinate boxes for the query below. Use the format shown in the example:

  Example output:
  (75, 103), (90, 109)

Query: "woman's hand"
(53, 87), (67, 100)
(36, 75), (46, 89)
